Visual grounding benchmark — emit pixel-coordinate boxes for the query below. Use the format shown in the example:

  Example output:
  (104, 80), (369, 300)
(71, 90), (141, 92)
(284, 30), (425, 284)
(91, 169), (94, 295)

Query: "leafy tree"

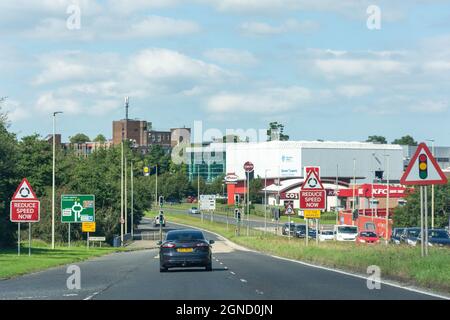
(366, 135), (387, 144)
(249, 177), (263, 204)
(267, 122), (289, 141)
(392, 135), (417, 146)
(394, 183), (450, 228)
(0, 107), (19, 246)
(70, 133), (90, 144)
(93, 134), (107, 143)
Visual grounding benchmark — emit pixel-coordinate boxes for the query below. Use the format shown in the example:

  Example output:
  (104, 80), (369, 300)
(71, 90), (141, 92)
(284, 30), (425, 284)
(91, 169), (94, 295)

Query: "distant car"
(334, 225), (358, 241)
(419, 229), (450, 247)
(318, 230), (335, 242)
(282, 222), (296, 236)
(308, 228), (317, 239)
(153, 215), (166, 227)
(356, 231), (380, 244)
(402, 227), (421, 246)
(294, 224), (307, 238)
(390, 228), (405, 244)
(188, 207), (200, 214)
(158, 229), (214, 272)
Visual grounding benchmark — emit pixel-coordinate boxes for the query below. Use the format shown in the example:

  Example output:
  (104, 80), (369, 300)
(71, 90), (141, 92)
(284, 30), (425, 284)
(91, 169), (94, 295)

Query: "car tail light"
(196, 242), (209, 247)
(162, 242), (176, 248)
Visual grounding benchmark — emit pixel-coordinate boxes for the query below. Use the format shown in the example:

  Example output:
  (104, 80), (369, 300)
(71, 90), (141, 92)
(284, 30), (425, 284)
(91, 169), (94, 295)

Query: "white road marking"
(84, 291), (100, 300)
(240, 279), (247, 283)
(256, 290), (264, 295)
(220, 262), (223, 265)
(63, 293), (78, 297)
(230, 271), (236, 275)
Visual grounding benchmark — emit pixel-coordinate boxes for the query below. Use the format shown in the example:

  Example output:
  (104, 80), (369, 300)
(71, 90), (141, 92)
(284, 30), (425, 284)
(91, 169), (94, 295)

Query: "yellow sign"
(82, 222), (96, 233)
(304, 210), (321, 219)
(143, 166), (149, 173)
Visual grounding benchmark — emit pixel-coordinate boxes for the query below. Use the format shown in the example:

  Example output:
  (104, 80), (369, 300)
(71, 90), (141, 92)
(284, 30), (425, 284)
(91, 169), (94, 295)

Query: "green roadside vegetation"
(166, 203), (339, 225)
(0, 240), (127, 279)
(158, 211), (450, 293)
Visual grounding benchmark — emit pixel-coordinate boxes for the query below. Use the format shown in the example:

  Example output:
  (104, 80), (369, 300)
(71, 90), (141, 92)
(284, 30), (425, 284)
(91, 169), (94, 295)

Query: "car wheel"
(205, 263), (212, 271)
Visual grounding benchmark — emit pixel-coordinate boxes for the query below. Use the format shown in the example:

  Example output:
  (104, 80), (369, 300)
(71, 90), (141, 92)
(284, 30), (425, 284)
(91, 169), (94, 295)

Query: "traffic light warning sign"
(400, 143), (447, 186)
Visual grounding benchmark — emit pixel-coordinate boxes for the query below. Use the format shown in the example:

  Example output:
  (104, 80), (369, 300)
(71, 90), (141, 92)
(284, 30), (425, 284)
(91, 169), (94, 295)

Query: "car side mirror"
(209, 240), (215, 245)
(157, 241), (162, 245)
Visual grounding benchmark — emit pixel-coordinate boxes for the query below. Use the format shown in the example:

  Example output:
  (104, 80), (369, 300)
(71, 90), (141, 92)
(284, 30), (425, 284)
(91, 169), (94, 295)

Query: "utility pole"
(426, 140), (435, 229)
(52, 111), (63, 250)
(335, 164), (339, 226)
(197, 164), (202, 222)
(352, 158), (356, 226)
(120, 128), (124, 246)
(385, 154), (390, 244)
(131, 161), (134, 239)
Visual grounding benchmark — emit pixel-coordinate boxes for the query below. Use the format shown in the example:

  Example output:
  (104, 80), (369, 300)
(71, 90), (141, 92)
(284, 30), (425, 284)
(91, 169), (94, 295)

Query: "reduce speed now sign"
(300, 170), (326, 210)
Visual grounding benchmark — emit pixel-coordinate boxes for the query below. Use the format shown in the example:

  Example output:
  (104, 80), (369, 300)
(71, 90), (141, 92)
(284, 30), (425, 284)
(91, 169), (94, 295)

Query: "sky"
(0, 0), (450, 145)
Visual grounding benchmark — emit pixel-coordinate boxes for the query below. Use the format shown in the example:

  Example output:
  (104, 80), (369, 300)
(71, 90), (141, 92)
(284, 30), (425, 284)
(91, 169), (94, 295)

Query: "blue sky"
(1, 0), (450, 144)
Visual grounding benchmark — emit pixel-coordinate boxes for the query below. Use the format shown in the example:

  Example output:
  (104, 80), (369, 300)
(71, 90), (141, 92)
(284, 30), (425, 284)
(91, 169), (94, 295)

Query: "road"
(0, 218), (444, 300)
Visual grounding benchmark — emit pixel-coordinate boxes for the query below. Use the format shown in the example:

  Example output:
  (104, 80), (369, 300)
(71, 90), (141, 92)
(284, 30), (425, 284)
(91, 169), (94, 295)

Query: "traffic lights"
(159, 196), (164, 207)
(418, 154), (428, 179)
(234, 209), (241, 221)
(234, 194), (240, 205)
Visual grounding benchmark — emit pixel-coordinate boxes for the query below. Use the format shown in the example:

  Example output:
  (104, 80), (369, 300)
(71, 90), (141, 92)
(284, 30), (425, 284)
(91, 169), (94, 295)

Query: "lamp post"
(385, 154), (390, 245)
(264, 169), (270, 234)
(52, 111), (63, 250)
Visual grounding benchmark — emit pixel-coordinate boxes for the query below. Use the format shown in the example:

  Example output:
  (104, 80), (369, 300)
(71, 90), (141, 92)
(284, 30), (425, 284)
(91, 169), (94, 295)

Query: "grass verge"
(0, 240), (128, 279)
(159, 211), (450, 294)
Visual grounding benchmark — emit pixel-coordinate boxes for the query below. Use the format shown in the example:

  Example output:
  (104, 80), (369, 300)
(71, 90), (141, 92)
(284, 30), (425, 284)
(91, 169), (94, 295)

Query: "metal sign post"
(305, 219), (308, 246)
(420, 186), (424, 257)
(18, 223), (20, 256)
(316, 219), (319, 245)
(28, 222), (31, 256)
(68, 223), (71, 248)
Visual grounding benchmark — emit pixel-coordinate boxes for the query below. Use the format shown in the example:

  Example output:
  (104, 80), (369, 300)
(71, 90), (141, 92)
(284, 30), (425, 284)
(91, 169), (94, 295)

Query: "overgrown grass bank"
(161, 212), (450, 293)
(0, 240), (126, 279)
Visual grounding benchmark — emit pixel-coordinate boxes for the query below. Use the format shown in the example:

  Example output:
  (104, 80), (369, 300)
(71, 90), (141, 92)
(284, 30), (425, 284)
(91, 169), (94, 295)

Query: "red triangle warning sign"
(301, 170), (325, 190)
(400, 143), (448, 186)
(12, 178), (38, 200)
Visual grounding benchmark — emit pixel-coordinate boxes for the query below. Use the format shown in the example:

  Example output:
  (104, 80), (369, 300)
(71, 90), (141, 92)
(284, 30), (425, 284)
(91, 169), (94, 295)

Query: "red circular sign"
(243, 161), (254, 172)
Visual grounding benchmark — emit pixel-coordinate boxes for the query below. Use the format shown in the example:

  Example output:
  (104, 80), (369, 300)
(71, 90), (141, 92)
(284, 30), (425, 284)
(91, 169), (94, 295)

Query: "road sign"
(284, 201), (295, 215)
(10, 178), (40, 223)
(304, 210), (321, 219)
(61, 195), (95, 223)
(143, 166), (150, 176)
(304, 166), (320, 178)
(243, 161), (254, 173)
(89, 236), (105, 242)
(82, 222), (96, 233)
(300, 170), (326, 210)
(400, 143), (448, 185)
(200, 195), (216, 210)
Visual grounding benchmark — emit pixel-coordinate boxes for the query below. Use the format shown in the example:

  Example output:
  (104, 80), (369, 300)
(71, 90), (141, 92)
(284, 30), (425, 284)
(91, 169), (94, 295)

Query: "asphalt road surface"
(0, 219), (444, 300)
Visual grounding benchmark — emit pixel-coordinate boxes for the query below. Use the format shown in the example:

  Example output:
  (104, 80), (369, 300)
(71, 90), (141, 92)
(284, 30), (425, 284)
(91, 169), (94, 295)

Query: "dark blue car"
(158, 229), (214, 272)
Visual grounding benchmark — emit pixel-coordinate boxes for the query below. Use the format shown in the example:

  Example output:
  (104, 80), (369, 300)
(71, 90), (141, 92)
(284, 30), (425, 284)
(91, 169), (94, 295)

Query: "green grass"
(0, 240), (127, 279)
(159, 211), (450, 294)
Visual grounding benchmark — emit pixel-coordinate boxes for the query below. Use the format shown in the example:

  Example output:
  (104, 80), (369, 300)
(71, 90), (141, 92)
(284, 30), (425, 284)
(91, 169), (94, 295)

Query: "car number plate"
(177, 248), (193, 253)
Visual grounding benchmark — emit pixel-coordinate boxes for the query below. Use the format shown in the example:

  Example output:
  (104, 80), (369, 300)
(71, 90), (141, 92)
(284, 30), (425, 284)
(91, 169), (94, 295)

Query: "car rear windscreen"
(166, 231), (205, 241)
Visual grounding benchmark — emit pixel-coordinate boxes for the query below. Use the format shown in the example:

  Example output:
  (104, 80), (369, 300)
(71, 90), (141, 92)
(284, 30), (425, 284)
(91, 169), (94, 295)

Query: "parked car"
(282, 222), (296, 236)
(188, 207), (200, 214)
(318, 230), (335, 242)
(356, 231), (380, 244)
(419, 229), (450, 247)
(308, 228), (317, 239)
(294, 224), (307, 238)
(334, 225), (358, 241)
(390, 228), (405, 244)
(402, 227), (421, 246)
(153, 215), (166, 227)
(158, 229), (214, 272)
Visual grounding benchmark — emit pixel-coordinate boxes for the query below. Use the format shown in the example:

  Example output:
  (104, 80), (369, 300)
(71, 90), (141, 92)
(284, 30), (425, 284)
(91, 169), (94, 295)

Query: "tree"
(267, 122), (289, 141)
(93, 134), (107, 143)
(392, 135), (417, 146)
(70, 133), (90, 144)
(0, 108), (18, 246)
(366, 135), (387, 144)
(394, 182), (450, 228)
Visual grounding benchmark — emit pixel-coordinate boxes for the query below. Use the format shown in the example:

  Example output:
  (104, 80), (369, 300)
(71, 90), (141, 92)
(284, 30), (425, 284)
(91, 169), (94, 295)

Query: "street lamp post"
(52, 111), (63, 250)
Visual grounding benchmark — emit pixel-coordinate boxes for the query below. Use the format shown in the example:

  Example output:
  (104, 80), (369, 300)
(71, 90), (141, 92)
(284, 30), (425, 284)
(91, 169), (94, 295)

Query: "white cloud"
(127, 16), (200, 38)
(206, 86), (313, 114)
(131, 48), (228, 81)
(36, 92), (81, 114)
(314, 59), (409, 78)
(409, 100), (449, 113)
(1, 99), (30, 122)
(203, 48), (258, 66)
(240, 19), (318, 36)
(107, 0), (182, 15)
(336, 85), (373, 98)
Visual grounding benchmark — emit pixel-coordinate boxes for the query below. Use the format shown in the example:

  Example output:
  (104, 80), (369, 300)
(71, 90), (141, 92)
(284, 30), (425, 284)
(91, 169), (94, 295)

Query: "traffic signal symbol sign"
(418, 154), (427, 179)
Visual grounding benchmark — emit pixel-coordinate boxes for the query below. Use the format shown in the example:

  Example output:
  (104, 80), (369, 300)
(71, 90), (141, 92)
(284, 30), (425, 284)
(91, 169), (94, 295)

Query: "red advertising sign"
(10, 178), (40, 223)
(243, 161), (254, 173)
(280, 192), (299, 200)
(300, 170), (326, 210)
